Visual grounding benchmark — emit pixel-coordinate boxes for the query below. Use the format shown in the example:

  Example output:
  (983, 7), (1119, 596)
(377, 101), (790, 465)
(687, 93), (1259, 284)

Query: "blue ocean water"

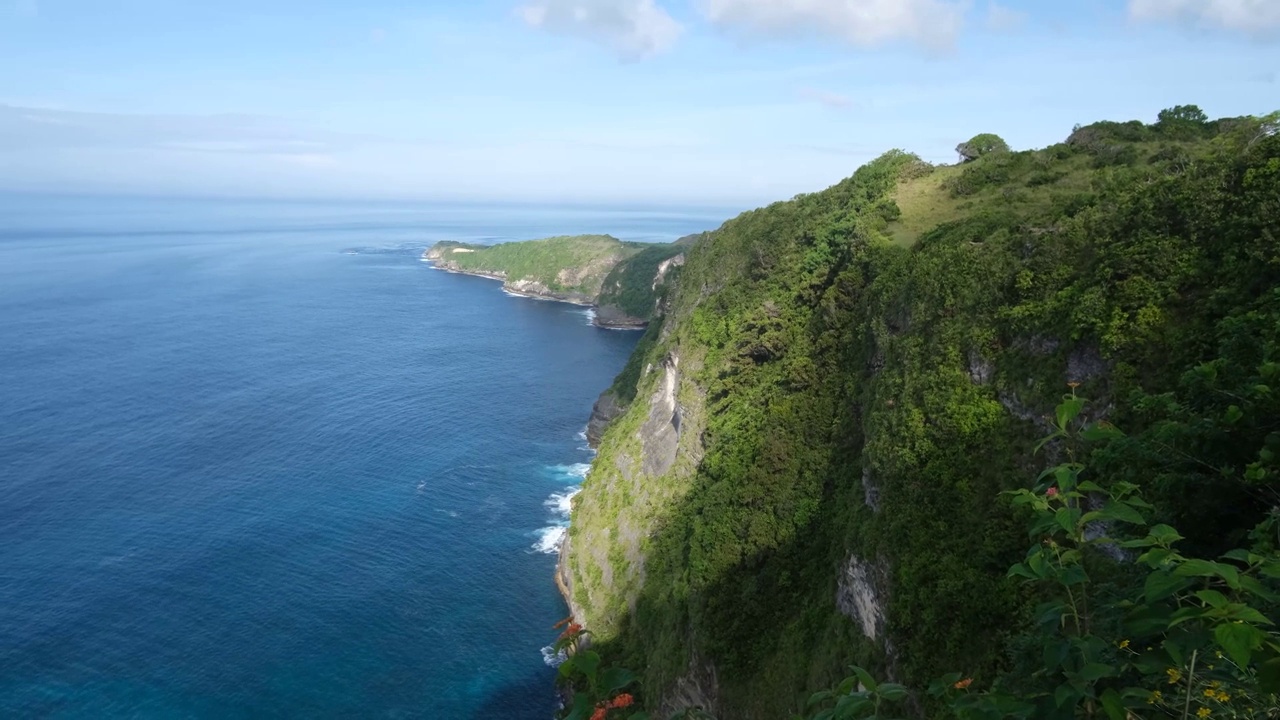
(0, 195), (727, 718)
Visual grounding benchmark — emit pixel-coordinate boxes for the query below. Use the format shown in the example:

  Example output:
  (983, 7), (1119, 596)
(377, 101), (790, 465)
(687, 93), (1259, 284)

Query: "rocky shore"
(422, 247), (650, 329)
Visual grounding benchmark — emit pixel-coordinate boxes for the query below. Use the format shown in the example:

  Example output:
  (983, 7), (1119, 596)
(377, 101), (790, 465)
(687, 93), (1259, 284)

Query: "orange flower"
(589, 707), (608, 720)
(552, 616), (574, 630)
(558, 622), (583, 641)
(1067, 382), (1081, 389)
(954, 678), (974, 690)
(609, 693), (635, 709)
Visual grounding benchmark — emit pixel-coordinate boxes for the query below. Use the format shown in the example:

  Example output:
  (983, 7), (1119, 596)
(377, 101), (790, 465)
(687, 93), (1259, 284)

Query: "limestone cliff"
(424, 234), (693, 329)
(557, 112), (1280, 718)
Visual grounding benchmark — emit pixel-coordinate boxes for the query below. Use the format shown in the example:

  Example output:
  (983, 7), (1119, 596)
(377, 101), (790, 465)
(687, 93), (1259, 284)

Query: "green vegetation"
(427, 233), (693, 325)
(563, 398), (1280, 718)
(428, 234), (641, 299)
(562, 106), (1280, 718)
(803, 397), (1279, 719)
(597, 243), (688, 322)
(956, 133), (1011, 162)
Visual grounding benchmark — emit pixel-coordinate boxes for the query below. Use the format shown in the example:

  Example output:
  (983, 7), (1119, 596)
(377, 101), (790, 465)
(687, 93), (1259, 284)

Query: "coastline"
(422, 256), (648, 330)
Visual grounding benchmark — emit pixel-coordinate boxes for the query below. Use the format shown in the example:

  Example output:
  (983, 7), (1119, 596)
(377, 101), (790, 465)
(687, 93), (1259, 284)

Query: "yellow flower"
(1118, 639), (1131, 649)
(1216, 692), (1230, 702)
(1167, 668), (1183, 684)
(1198, 708), (1211, 718)
(1147, 690), (1163, 705)
(1210, 681), (1221, 689)
(1215, 651), (1224, 659)
(1205, 689), (1217, 698)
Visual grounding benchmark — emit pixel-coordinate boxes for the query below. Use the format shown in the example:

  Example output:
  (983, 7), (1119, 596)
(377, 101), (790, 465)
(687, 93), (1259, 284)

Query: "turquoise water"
(0, 195), (725, 718)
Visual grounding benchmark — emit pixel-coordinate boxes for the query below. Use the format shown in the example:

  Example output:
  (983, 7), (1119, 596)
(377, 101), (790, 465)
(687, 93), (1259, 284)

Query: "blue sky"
(1, 0), (1277, 205)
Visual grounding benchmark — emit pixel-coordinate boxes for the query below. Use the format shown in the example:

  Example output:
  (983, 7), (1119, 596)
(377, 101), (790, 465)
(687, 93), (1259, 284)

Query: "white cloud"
(1129, 0), (1280, 37)
(518, 0), (683, 60)
(797, 87), (855, 109)
(699, 0), (968, 51)
(985, 1), (1026, 32)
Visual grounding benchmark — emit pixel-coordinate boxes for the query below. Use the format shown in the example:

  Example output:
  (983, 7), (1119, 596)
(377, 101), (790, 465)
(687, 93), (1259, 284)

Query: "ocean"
(0, 195), (727, 718)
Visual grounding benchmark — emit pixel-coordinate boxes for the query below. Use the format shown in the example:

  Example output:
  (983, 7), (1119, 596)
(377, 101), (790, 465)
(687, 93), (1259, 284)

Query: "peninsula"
(423, 233), (699, 329)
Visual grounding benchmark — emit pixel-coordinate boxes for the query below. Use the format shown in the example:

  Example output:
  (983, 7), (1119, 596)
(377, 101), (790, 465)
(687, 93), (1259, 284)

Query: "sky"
(0, 0), (1277, 206)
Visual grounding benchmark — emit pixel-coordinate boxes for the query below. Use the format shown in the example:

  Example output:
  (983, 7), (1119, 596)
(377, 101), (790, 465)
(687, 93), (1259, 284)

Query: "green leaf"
(1239, 575), (1280, 603)
(1038, 602), (1068, 630)
(1008, 563), (1036, 581)
(1054, 683), (1075, 709)
(1175, 559), (1241, 588)
(1195, 589), (1230, 609)
(851, 666), (878, 693)
(1043, 640), (1071, 672)
(1215, 622), (1264, 668)
(1099, 688), (1126, 720)
(1138, 547), (1175, 568)
(558, 657), (577, 680)
(1053, 464), (1079, 493)
(1055, 507), (1077, 534)
(1056, 397), (1085, 431)
(1220, 548), (1253, 563)
(878, 683), (908, 702)
(1167, 605), (1204, 628)
(1148, 524), (1183, 546)
(833, 693), (872, 720)
(1223, 604), (1275, 626)
(808, 690), (835, 709)
(1081, 422), (1124, 442)
(564, 692), (593, 720)
(1225, 404), (1244, 424)
(1080, 663), (1115, 682)
(1058, 564), (1087, 587)
(1099, 501), (1147, 525)
(576, 651), (601, 683)
(1259, 657), (1280, 694)
(1027, 552), (1048, 578)
(599, 666), (637, 695)
(1144, 571), (1191, 603)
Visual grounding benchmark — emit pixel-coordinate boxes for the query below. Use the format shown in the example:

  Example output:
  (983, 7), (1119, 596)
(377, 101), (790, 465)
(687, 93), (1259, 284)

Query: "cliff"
(424, 234), (695, 329)
(560, 110), (1280, 717)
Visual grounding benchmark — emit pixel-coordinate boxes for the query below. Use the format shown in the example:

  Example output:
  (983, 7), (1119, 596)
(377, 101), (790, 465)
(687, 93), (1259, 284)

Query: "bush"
(957, 133), (1012, 162)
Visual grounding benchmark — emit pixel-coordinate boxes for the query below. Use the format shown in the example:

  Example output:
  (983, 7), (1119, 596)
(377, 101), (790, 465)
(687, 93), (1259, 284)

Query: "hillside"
(424, 234), (698, 328)
(559, 107), (1280, 718)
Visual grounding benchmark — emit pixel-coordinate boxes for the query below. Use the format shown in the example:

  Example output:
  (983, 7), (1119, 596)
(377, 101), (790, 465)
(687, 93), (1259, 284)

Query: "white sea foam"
(541, 643), (568, 667)
(545, 462), (591, 482)
(572, 307), (597, 326)
(533, 525), (567, 554)
(546, 487), (581, 517)
(575, 427), (588, 442)
(531, 452), (593, 555)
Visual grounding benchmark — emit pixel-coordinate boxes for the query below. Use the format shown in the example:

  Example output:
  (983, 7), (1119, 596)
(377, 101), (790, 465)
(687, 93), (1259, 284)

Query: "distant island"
(423, 233), (705, 329)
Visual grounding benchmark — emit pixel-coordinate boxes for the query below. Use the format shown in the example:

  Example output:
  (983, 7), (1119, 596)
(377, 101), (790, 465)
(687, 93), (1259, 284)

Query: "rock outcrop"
(585, 390), (625, 448)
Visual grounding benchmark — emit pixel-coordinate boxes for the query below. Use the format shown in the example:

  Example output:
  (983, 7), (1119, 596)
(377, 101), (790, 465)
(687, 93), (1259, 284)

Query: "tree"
(956, 133), (1011, 162)
(1156, 104), (1210, 139)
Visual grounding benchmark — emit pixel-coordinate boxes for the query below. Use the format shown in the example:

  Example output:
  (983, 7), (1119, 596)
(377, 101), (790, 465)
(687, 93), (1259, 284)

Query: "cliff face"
(423, 239), (611, 306)
(424, 235), (693, 328)
(562, 115), (1280, 717)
